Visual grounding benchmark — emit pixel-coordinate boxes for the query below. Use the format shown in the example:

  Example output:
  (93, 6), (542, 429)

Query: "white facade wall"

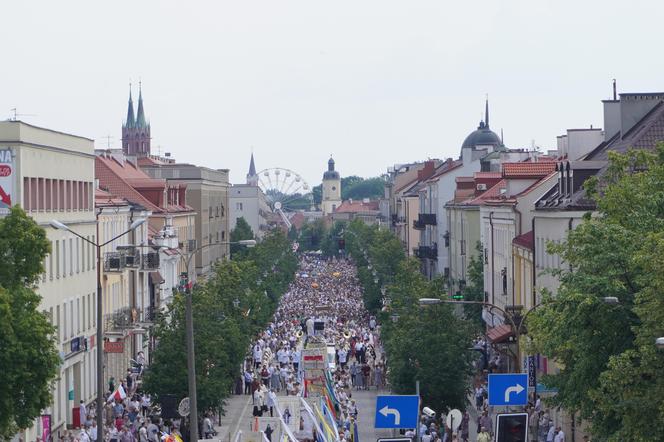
(0, 122), (97, 440)
(434, 159), (482, 277)
(229, 184), (271, 239)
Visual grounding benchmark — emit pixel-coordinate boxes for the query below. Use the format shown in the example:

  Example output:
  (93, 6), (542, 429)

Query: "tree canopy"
(0, 207), (59, 439)
(230, 217), (254, 258)
(312, 176), (385, 204)
(143, 230), (297, 416)
(340, 219), (475, 412)
(528, 146), (664, 441)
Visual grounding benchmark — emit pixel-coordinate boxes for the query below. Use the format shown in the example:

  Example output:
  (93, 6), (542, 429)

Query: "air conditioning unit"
(476, 183), (487, 191)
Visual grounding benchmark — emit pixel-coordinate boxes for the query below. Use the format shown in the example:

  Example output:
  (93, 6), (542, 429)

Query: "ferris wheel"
(255, 167), (314, 214)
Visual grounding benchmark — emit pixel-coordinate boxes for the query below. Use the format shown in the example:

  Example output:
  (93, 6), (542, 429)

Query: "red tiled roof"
(95, 188), (128, 207)
(502, 161), (557, 178)
(513, 230), (534, 250)
(96, 154), (193, 214)
(473, 172), (502, 179)
(334, 200), (380, 213)
(466, 180), (506, 205)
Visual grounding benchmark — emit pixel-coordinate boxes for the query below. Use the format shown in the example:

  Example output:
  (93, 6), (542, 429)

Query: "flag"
(107, 385), (127, 402)
(350, 419), (359, 442)
(300, 397), (327, 442)
(320, 398), (340, 442)
(314, 403), (336, 442)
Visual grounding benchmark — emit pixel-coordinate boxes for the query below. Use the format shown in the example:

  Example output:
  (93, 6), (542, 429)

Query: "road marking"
(504, 383), (525, 403)
(379, 405), (401, 425)
(231, 395), (253, 440)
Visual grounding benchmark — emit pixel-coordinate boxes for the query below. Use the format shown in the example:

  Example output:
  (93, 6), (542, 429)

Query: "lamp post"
(50, 217), (146, 442)
(123, 239), (256, 442)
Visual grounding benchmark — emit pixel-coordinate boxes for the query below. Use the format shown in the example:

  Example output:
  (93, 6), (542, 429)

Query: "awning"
(487, 324), (514, 343)
(149, 271), (165, 285)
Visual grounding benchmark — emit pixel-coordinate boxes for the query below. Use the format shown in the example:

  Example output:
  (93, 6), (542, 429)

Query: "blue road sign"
(488, 373), (529, 406)
(375, 395), (420, 429)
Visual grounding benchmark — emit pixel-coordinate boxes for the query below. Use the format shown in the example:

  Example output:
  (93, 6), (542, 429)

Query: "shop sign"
(104, 341), (125, 353)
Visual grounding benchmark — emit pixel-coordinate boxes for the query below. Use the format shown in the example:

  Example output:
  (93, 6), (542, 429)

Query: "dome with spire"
(461, 98), (502, 150)
(323, 156), (340, 180)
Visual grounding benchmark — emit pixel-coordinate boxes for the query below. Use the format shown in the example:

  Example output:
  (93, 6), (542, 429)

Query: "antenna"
(100, 135), (114, 149)
(9, 108), (37, 121)
(612, 78), (617, 100)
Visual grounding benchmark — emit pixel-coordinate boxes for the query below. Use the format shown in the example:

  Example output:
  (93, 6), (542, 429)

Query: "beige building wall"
(322, 177), (341, 215)
(142, 164), (230, 277)
(0, 121), (97, 440)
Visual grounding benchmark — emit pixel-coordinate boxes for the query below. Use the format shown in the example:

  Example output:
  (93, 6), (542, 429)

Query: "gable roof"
(513, 230), (534, 251)
(502, 161), (557, 179)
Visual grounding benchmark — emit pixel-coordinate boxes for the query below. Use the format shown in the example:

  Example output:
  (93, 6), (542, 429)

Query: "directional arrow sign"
(375, 395), (419, 429)
(488, 373), (529, 406)
(379, 405), (401, 425)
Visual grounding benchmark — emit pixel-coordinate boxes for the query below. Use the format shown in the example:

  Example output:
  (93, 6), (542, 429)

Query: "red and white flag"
(107, 385), (127, 402)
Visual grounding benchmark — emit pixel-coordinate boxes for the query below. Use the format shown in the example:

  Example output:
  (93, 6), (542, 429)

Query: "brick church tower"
(122, 83), (151, 156)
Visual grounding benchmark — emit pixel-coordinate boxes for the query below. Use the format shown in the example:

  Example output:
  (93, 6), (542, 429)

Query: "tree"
(230, 217), (254, 258)
(0, 207), (59, 439)
(460, 242), (485, 330)
(528, 146), (664, 440)
(144, 230), (297, 416)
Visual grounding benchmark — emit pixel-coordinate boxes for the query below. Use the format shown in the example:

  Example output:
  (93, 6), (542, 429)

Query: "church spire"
(136, 81), (147, 128)
(125, 84), (135, 128)
(248, 152), (257, 177)
(485, 96), (490, 128)
(247, 152), (258, 185)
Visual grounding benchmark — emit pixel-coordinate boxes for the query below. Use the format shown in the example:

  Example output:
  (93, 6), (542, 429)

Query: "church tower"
(247, 153), (259, 186)
(122, 83), (151, 156)
(321, 156), (341, 215)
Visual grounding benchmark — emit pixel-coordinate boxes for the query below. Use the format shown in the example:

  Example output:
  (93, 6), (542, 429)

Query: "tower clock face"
(332, 186), (336, 191)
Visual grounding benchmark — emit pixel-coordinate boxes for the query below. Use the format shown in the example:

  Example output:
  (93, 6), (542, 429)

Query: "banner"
(41, 415), (51, 442)
(0, 148), (13, 215)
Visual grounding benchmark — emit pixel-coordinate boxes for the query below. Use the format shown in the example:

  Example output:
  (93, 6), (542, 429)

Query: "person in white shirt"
(554, 427), (565, 442)
(547, 424), (555, 442)
(79, 427), (90, 442)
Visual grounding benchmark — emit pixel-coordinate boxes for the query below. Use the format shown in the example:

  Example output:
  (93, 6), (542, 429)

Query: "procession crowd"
(239, 254), (386, 441)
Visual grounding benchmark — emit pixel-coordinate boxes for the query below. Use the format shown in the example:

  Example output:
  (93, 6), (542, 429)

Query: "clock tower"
(321, 156), (341, 215)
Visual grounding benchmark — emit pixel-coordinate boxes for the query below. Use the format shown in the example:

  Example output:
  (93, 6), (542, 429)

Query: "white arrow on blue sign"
(488, 373), (529, 406)
(374, 395), (419, 429)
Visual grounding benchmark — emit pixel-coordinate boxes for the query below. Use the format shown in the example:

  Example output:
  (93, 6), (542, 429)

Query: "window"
(92, 236), (96, 269)
(30, 177), (38, 211)
(76, 238), (80, 273)
(56, 305), (61, 342)
(45, 179), (52, 211)
(49, 250), (53, 280)
(82, 296), (86, 332)
(63, 301), (67, 339)
(37, 178), (44, 210)
(23, 177), (29, 210)
(62, 239), (67, 278)
(69, 238), (73, 275)
(69, 300), (74, 338)
(76, 298), (80, 334)
(59, 180), (65, 211)
(236, 202), (243, 210)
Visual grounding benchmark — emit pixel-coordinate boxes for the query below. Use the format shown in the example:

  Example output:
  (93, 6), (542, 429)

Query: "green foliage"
(343, 220), (475, 411)
(0, 207), (59, 439)
(230, 217), (254, 258)
(311, 176), (386, 205)
(460, 242), (485, 330)
(298, 219), (327, 251)
(528, 145), (664, 440)
(144, 230), (297, 415)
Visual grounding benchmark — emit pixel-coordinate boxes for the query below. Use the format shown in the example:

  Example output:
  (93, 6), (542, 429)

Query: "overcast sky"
(3, 1), (664, 186)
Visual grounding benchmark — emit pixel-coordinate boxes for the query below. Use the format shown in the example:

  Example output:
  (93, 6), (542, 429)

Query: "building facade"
(0, 121), (97, 440)
(141, 163), (231, 276)
(229, 184), (271, 239)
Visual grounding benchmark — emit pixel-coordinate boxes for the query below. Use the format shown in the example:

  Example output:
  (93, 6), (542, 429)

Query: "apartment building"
(229, 184), (272, 239)
(0, 121), (97, 440)
(142, 162), (231, 274)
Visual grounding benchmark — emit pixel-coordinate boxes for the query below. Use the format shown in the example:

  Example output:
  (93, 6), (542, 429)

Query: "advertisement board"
(0, 148), (14, 216)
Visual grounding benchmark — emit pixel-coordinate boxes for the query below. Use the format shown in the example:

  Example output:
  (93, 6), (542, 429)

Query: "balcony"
(142, 306), (159, 323)
(105, 306), (137, 330)
(141, 252), (160, 271)
(416, 244), (438, 260)
(104, 252), (126, 272)
(413, 219), (425, 230)
(124, 248), (140, 268)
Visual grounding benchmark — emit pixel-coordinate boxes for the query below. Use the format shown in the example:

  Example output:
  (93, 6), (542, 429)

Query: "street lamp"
(123, 239), (256, 442)
(50, 217), (146, 442)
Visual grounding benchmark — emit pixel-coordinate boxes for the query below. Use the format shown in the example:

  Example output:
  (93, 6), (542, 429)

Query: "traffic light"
(452, 291), (464, 300)
(495, 413), (528, 442)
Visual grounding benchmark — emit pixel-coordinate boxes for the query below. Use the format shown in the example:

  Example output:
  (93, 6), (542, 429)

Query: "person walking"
(477, 427), (491, 442)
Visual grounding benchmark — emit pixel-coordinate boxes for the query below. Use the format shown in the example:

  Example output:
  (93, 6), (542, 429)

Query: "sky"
(3, 0), (664, 187)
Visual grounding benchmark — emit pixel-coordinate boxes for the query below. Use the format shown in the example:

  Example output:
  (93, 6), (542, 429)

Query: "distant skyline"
(3, 1), (664, 186)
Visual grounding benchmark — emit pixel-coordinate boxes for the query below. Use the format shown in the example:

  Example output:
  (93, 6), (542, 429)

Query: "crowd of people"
(239, 254), (385, 441)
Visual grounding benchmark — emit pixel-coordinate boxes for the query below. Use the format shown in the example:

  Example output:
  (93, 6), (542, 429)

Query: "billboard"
(0, 148), (14, 215)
